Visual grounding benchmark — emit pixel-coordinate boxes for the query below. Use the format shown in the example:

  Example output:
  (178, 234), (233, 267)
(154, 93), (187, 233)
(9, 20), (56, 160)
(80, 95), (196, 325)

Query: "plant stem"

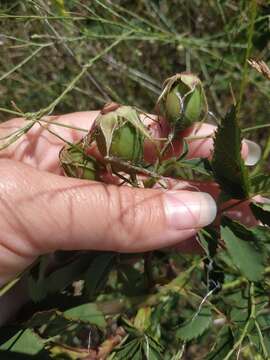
(36, 30), (133, 118)
(36, 118), (88, 133)
(237, 0), (257, 114)
(0, 45), (51, 82)
(242, 123), (270, 133)
(0, 32), (132, 150)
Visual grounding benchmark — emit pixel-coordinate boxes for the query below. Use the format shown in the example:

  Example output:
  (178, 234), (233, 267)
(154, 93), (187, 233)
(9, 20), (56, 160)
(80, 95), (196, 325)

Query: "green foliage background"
(0, 1), (269, 136)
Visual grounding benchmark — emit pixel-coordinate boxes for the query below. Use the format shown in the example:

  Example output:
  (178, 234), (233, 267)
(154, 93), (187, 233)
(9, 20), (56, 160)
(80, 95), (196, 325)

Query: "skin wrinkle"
(0, 161), (69, 253)
(0, 164), (41, 255)
(81, 183), (120, 250)
(110, 184), (138, 251)
(110, 187), (167, 251)
(0, 227), (36, 283)
(21, 184), (85, 252)
(0, 243), (35, 270)
(0, 193), (41, 257)
(58, 184), (98, 251)
(138, 192), (165, 240)
(41, 181), (110, 251)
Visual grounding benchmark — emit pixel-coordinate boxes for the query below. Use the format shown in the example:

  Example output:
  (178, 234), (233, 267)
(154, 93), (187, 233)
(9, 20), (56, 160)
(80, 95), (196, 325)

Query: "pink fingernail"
(244, 140), (261, 166)
(164, 191), (217, 230)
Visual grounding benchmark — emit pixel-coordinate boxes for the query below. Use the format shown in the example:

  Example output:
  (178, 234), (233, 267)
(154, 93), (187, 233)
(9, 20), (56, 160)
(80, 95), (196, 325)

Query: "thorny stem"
(221, 267), (270, 293)
(104, 156), (165, 182)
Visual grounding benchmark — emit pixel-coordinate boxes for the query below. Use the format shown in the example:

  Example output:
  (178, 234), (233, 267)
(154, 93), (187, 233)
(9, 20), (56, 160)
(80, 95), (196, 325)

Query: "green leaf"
(64, 303), (106, 327)
(118, 264), (145, 296)
(46, 253), (93, 294)
(212, 106), (250, 199)
(176, 306), (212, 341)
(28, 253), (95, 302)
(28, 275), (48, 303)
(113, 338), (141, 360)
(250, 174), (270, 197)
(84, 252), (115, 299)
(0, 329), (44, 355)
(27, 255), (50, 302)
(221, 218), (264, 281)
(250, 202), (270, 226)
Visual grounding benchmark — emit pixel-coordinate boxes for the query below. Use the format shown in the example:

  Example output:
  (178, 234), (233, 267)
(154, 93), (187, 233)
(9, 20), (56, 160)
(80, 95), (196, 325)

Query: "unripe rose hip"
(60, 142), (100, 180)
(91, 104), (147, 166)
(157, 72), (206, 130)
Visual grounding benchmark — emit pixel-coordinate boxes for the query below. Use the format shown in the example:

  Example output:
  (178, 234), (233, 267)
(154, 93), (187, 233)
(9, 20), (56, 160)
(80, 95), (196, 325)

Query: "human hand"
(0, 111), (261, 285)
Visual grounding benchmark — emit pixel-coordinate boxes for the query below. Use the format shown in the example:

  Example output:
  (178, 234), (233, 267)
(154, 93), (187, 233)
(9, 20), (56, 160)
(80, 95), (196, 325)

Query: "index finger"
(0, 111), (254, 173)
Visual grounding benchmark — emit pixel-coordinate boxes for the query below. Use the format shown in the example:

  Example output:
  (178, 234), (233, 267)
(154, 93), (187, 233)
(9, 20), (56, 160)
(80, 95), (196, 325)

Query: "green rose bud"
(59, 142), (99, 180)
(157, 72), (206, 130)
(91, 103), (149, 168)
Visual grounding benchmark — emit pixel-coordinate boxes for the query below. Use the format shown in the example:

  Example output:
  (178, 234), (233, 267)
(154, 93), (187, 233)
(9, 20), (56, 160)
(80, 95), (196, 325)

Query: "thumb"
(0, 159), (217, 284)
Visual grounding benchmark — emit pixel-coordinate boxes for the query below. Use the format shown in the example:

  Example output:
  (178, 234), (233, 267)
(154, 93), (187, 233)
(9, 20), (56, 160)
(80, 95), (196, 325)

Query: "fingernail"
(244, 140), (261, 166)
(164, 191), (217, 230)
